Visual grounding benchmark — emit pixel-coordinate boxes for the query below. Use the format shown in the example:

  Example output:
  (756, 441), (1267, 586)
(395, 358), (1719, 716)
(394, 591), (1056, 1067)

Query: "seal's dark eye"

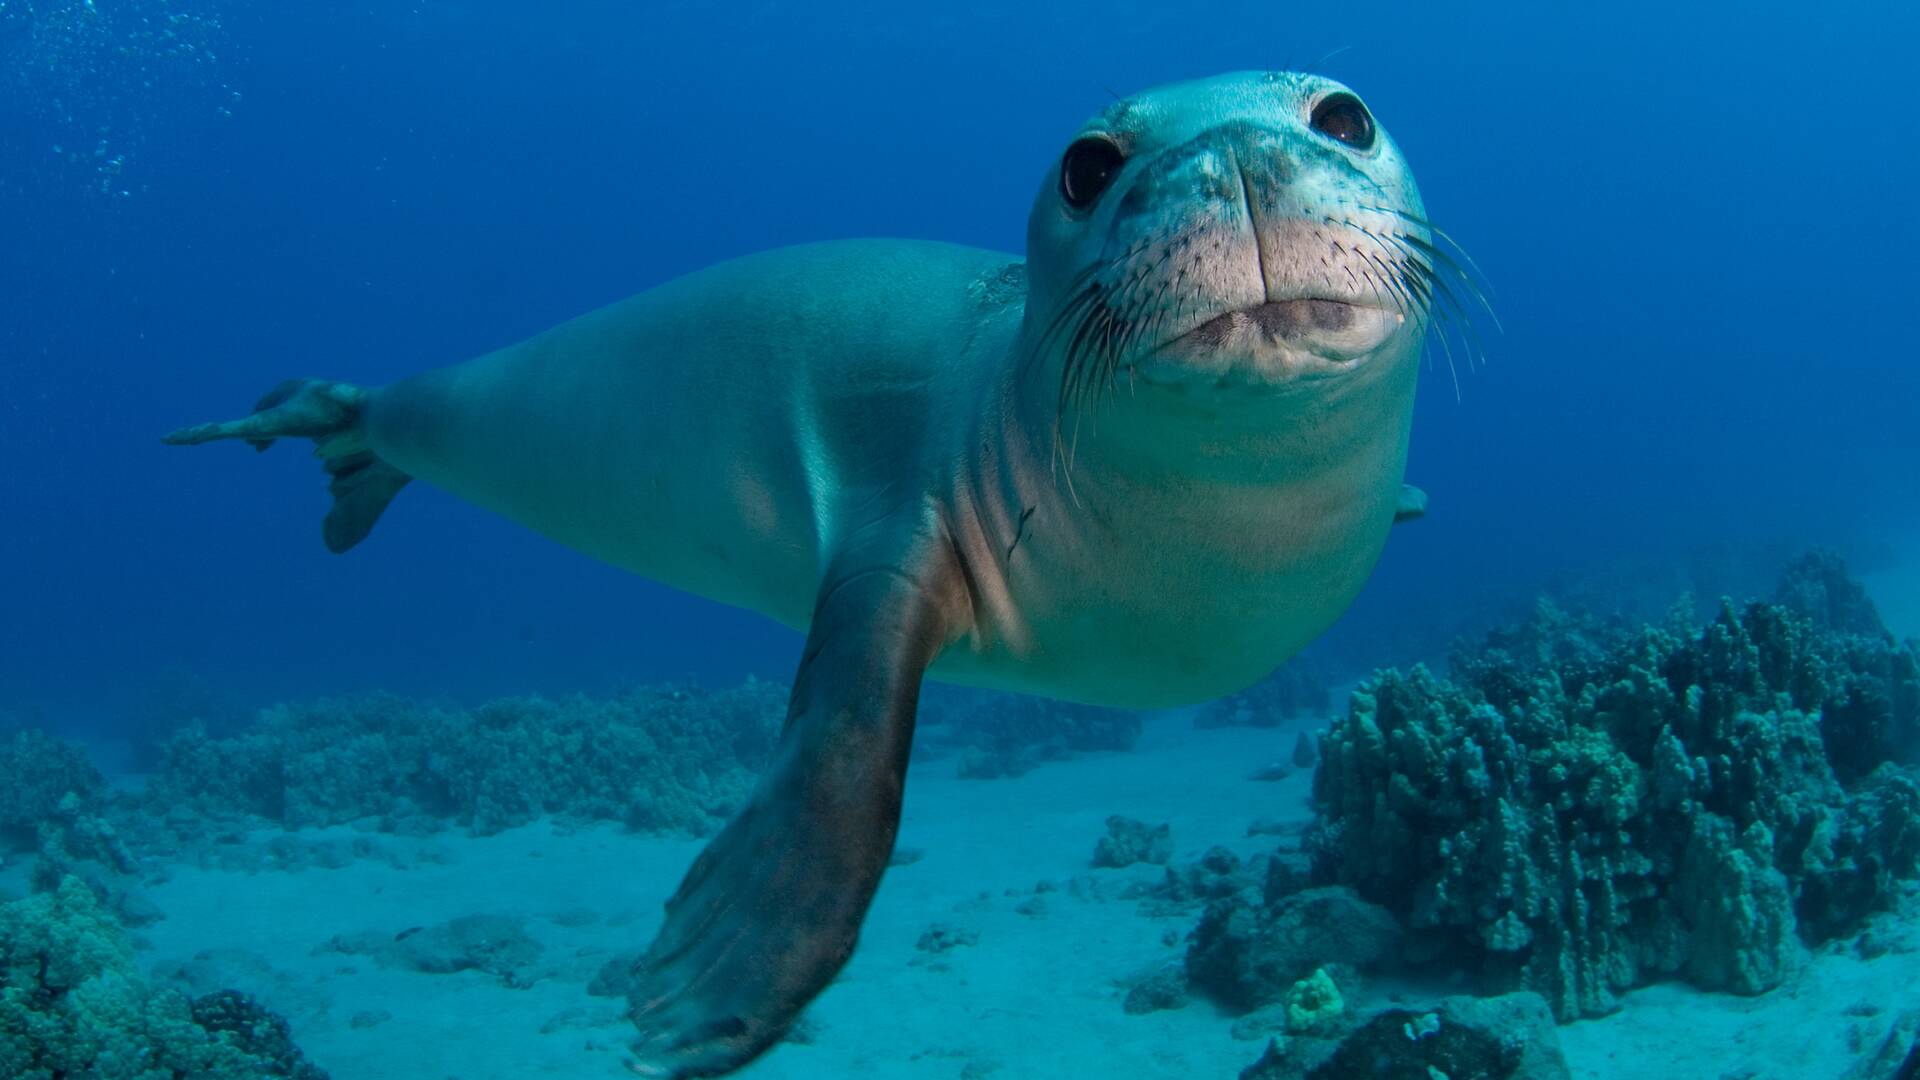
(1310, 92), (1376, 151)
(1059, 135), (1125, 210)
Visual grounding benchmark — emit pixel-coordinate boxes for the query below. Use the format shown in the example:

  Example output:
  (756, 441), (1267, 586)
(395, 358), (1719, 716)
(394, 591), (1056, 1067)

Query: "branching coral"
(1307, 555), (1920, 1020)
(0, 730), (106, 854)
(0, 876), (327, 1079)
(916, 688), (1141, 779)
(146, 680), (788, 836)
(1196, 659), (1332, 729)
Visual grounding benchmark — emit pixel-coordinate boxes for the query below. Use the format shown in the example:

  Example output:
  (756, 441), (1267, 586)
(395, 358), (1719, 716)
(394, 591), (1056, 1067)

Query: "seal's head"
(1021, 71), (1469, 446)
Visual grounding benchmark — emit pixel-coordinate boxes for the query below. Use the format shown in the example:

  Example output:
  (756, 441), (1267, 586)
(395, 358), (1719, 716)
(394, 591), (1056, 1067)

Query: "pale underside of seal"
(163, 70), (1474, 1077)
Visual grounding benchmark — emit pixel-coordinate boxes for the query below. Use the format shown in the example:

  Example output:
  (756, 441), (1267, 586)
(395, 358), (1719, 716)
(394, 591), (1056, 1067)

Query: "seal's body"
(167, 72), (1466, 1077)
(370, 241), (1005, 644)
(369, 236), (1412, 708)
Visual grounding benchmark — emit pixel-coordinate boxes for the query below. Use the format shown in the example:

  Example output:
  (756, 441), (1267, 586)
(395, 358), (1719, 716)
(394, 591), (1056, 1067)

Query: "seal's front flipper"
(162, 378), (409, 554)
(627, 535), (961, 1078)
(1394, 483), (1428, 524)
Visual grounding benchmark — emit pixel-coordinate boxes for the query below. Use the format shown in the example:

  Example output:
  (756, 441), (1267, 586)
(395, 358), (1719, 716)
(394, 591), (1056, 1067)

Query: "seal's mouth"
(1186, 298), (1398, 356)
(1139, 297), (1407, 388)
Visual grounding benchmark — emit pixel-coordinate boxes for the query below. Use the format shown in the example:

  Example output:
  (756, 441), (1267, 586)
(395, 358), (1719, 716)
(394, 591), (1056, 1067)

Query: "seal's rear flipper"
(321, 452), (411, 554)
(626, 530), (961, 1078)
(162, 378), (409, 553)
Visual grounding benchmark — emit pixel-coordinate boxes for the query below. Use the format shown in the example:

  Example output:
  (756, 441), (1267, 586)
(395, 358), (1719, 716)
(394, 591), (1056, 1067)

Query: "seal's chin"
(1137, 299), (1406, 389)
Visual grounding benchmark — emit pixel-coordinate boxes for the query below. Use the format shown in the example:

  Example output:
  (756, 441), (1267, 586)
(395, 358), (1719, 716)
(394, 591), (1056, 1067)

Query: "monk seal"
(165, 70), (1479, 1077)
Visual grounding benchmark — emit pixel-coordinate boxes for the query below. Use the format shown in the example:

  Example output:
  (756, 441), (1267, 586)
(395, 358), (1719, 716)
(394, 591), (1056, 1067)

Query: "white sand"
(131, 714), (1917, 1080)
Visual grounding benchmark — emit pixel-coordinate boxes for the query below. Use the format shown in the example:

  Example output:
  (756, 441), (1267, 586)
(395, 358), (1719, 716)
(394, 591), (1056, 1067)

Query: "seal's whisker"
(1392, 257), (1435, 317)
(1028, 270), (1111, 492)
(1083, 305), (1117, 406)
(1091, 310), (1122, 408)
(1052, 420), (1085, 509)
(1031, 277), (1100, 377)
(1390, 258), (1454, 382)
(1429, 315), (1464, 403)
(1044, 284), (1101, 388)
(1394, 231), (1499, 331)
(1370, 208), (1499, 334)
(1060, 290), (1119, 423)
(1399, 245), (1490, 377)
(1327, 201), (1497, 393)
(1374, 230), (1470, 343)
(1353, 205), (1487, 281)
(1343, 219), (1436, 323)
(1355, 246), (1414, 316)
(1304, 46), (1353, 76)
(1411, 280), (1475, 381)
(1365, 225), (1436, 291)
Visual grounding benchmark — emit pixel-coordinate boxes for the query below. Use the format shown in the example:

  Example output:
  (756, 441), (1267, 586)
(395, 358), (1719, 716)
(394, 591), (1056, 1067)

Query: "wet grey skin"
(163, 71), (1473, 1077)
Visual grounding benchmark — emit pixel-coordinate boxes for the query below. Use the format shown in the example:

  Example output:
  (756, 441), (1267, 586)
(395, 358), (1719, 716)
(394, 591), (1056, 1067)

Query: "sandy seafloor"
(7, 562), (1909, 1080)
(88, 707), (1915, 1080)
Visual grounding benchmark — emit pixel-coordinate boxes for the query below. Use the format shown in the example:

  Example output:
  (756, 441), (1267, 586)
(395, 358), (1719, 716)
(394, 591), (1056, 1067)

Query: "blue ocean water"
(4, 0), (1914, 723)
(2, 2), (1918, 1078)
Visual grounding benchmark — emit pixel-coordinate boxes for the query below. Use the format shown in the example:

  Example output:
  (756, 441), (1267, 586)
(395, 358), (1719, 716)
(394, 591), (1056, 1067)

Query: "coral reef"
(0, 728), (157, 937)
(1237, 992), (1569, 1080)
(1185, 886), (1401, 1013)
(1281, 966), (1343, 1034)
(36, 793), (139, 878)
(1197, 659), (1331, 729)
(1847, 1007), (1920, 1080)
(1290, 730), (1318, 769)
(318, 914), (544, 987)
(916, 687), (1141, 779)
(1307, 554), (1920, 1019)
(1776, 547), (1890, 638)
(0, 729), (106, 853)
(1310, 537), (1807, 681)
(1121, 963), (1188, 1014)
(1306, 1008), (1518, 1080)
(1091, 816), (1171, 869)
(1147, 845), (1264, 909)
(187, 991), (328, 1080)
(0, 876), (327, 1079)
(124, 669), (254, 771)
(146, 680), (787, 836)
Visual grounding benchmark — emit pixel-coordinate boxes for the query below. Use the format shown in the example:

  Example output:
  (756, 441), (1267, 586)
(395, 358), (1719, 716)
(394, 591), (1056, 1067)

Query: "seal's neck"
(941, 331), (1416, 702)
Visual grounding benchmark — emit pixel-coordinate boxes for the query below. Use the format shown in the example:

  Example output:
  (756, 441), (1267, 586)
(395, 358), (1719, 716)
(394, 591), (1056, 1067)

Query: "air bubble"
(8, 0), (241, 198)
